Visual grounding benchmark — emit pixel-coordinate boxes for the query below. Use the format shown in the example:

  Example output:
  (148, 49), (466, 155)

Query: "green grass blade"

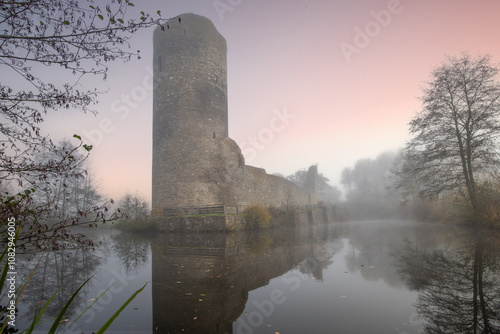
(24, 286), (63, 334)
(66, 285), (113, 330)
(47, 276), (93, 334)
(0, 241), (8, 264)
(0, 227), (18, 297)
(0, 253), (10, 298)
(0, 257), (11, 334)
(8, 254), (50, 334)
(96, 283), (147, 334)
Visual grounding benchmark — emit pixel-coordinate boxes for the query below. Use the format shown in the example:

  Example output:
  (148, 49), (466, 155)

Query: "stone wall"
(152, 14), (318, 217)
(155, 205), (336, 233)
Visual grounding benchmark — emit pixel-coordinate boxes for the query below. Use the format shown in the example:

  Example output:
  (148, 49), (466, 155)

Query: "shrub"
(476, 180), (500, 227)
(243, 204), (271, 229)
(429, 180), (500, 227)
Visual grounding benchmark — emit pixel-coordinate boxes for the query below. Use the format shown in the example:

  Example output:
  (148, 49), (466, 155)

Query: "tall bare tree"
(400, 53), (500, 216)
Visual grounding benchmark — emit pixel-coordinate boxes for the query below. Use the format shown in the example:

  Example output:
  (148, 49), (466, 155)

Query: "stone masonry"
(152, 13), (318, 216)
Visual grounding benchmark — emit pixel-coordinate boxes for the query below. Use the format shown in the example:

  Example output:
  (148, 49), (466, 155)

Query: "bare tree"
(118, 192), (150, 221)
(0, 0), (177, 251)
(389, 149), (422, 203)
(340, 167), (353, 195)
(0, 0), (176, 184)
(30, 140), (102, 218)
(340, 151), (400, 219)
(401, 53), (500, 216)
(286, 169), (332, 195)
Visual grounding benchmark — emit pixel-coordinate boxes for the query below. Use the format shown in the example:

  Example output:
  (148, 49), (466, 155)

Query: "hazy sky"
(42, 0), (500, 202)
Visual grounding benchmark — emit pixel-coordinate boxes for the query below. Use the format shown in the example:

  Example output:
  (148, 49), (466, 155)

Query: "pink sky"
(42, 0), (500, 203)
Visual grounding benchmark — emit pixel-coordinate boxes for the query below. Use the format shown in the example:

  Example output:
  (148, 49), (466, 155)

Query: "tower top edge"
(153, 13), (223, 37)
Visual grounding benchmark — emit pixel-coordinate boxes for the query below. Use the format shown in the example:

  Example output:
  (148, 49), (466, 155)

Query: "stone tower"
(152, 14), (231, 214)
(152, 14), (318, 217)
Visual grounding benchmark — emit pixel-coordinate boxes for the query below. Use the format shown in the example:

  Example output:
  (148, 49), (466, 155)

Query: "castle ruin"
(152, 13), (318, 217)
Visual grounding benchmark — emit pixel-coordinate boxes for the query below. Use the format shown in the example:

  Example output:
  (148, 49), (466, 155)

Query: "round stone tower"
(152, 14), (229, 214)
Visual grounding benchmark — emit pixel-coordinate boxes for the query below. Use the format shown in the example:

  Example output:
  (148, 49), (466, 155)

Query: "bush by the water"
(243, 204), (271, 229)
(411, 180), (500, 228)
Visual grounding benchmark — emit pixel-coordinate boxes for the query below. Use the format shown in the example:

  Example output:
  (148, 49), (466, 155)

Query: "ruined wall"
(152, 14), (318, 216)
(155, 205), (336, 233)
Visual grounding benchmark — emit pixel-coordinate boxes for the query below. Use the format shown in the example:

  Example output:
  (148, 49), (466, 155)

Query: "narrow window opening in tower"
(158, 56), (162, 71)
(213, 132), (216, 139)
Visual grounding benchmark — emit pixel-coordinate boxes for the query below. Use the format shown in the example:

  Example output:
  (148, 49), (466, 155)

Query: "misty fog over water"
(9, 220), (500, 333)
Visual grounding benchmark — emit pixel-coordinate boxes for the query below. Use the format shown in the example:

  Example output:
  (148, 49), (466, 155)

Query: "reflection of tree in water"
(393, 233), (500, 333)
(111, 231), (151, 273)
(18, 247), (103, 325)
(340, 222), (419, 288)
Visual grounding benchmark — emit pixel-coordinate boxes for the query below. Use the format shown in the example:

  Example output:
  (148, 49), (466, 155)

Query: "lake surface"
(9, 220), (500, 334)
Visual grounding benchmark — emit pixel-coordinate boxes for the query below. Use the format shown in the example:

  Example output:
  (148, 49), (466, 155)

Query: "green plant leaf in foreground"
(0, 246), (9, 298)
(25, 286), (62, 334)
(96, 283), (148, 334)
(5, 252), (49, 333)
(47, 276), (93, 334)
(0, 227), (18, 296)
(67, 285), (114, 329)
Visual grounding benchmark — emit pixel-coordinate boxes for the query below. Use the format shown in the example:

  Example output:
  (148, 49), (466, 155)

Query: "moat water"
(9, 220), (500, 333)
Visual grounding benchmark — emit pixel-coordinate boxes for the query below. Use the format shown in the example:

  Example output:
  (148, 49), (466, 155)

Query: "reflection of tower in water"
(151, 228), (328, 333)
